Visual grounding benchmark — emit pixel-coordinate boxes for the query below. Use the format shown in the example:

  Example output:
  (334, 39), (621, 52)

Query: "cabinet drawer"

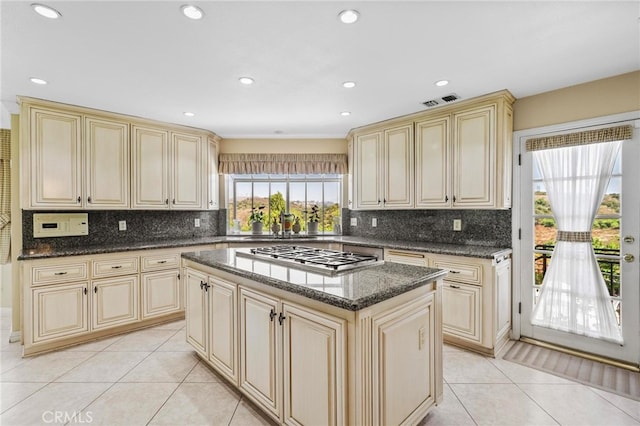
(92, 257), (139, 278)
(141, 252), (180, 271)
(32, 262), (89, 286)
(431, 259), (481, 285)
(384, 249), (429, 267)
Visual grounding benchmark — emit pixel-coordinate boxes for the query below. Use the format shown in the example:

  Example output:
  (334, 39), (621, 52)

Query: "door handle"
(623, 236), (635, 244)
(623, 254), (635, 263)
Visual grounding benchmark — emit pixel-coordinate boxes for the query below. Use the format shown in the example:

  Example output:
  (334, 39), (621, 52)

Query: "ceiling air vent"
(422, 93), (461, 108)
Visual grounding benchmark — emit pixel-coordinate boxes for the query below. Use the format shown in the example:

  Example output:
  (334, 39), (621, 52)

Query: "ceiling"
(2, 1), (639, 138)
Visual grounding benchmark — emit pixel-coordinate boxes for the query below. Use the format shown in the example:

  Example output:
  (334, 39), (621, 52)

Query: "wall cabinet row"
(350, 90), (514, 210)
(22, 247), (201, 356)
(384, 248), (511, 356)
(20, 98), (220, 210)
(184, 260), (442, 425)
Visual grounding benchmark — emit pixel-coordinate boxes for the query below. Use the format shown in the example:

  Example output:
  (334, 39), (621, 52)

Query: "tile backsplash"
(343, 208), (512, 247)
(22, 210), (223, 251)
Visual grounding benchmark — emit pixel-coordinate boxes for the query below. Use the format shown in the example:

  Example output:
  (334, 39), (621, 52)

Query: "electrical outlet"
(453, 219), (462, 231)
(118, 220), (127, 231)
(350, 218), (357, 226)
(195, 218), (201, 227)
(372, 218), (377, 227)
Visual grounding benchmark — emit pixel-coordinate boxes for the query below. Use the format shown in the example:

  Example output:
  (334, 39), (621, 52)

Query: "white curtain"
(531, 140), (623, 344)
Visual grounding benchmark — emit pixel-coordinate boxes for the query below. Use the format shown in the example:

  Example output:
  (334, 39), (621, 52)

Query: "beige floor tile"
(444, 351), (511, 384)
(152, 319), (186, 330)
(0, 333), (22, 353)
(0, 382), (111, 426)
(103, 329), (175, 352)
(63, 334), (124, 352)
(0, 351), (27, 374)
(450, 383), (558, 425)
(55, 351), (150, 383)
(120, 351), (198, 383)
(183, 361), (223, 383)
(418, 384), (475, 425)
(156, 329), (193, 352)
(488, 357), (574, 384)
(442, 344), (469, 354)
(149, 382), (241, 425)
(0, 382), (47, 414)
(520, 384), (640, 425)
(590, 387), (640, 422)
(229, 398), (277, 426)
(80, 382), (177, 425)
(1, 351), (95, 383)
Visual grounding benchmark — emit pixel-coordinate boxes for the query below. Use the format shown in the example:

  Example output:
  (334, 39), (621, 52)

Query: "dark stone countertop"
(182, 248), (448, 311)
(18, 235), (511, 261)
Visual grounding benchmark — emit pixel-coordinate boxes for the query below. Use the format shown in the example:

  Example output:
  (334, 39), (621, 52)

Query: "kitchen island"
(182, 247), (448, 426)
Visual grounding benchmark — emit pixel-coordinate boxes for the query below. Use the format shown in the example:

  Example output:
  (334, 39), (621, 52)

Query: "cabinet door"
(354, 131), (383, 209)
(141, 270), (181, 319)
(185, 269), (208, 357)
(372, 294), (436, 426)
(383, 124), (414, 209)
(282, 303), (346, 426)
(85, 117), (130, 208)
(132, 125), (169, 208)
(171, 132), (203, 209)
(442, 282), (481, 343)
(207, 138), (219, 210)
(208, 276), (237, 384)
(452, 105), (496, 207)
(32, 282), (89, 343)
(494, 259), (512, 340)
(239, 287), (281, 421)
(92, 276), (139, 330)
(29, 108), (82, 208)
(415, 116), (450, 208)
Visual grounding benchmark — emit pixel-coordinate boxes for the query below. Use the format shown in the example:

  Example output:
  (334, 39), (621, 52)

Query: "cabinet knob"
(445, 195), (448, 202)
(77, 196), (81, 203)
(278, 312), (286, 325)
(269, 308), (276, 322)
(172, 199), (176, 205)
(94, 286), (98, 293)
(83, 287), (87, 295)
(209, 200), (213, 205)
(165, 199), (169, 205)
(87, 196), (92, 203)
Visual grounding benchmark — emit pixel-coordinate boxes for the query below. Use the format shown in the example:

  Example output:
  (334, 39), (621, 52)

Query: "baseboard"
(9, 330), (21, 343)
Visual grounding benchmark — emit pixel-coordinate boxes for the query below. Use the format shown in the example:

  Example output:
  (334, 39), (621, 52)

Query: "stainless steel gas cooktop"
(235, 245), (382, 275)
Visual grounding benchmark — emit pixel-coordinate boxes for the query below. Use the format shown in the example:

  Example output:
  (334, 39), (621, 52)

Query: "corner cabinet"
(18, 97), (219, 211)
(349, 90), (514, 210)
(353, 122), (414, 210)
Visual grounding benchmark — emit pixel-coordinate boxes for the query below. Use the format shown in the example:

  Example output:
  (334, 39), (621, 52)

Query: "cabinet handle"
(157, 260), (167, 264)
(172, 198), (176, 205)
(269, 308), (276, 322)
(383, 198), (386, 204)
(177, 273), (180, 280)
(87, 196), (92, 203)
(449, 270), (461, 274)
(54, 271), (68, 275)
(377, 199), (381, 204)
(449, 284), (461, 289)
(199, 280), (205, 290)
(209, 200), (213, 205)
(77, 196), (81, 203)
(165, 199), (169, 205)
(203, 282), (210, 291)
(94, 286), (98, 293)
(111, 265), (122, 269)
(453, 195), (457, 202)
(388, 250), (424, 259)
(278, 312), (286, 325)
(445, 195), (448, 202)
(83, 287), (87, 295)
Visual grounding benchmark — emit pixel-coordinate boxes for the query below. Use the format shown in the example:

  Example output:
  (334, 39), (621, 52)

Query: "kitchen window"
(227, 174), (342, 234)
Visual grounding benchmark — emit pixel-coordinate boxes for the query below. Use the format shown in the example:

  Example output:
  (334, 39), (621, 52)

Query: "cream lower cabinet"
(141, 270), (181, 319)
(31, 282), (89, 344)
(91, 276), (139, 330)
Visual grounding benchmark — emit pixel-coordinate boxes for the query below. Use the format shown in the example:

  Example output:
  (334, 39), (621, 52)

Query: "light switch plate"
(350, 218), (357, 226)
(119, 220), (127, 231)
(453, 219), (462, 231)
(372, 218), (377, 227)
(195, 218), (201, 227)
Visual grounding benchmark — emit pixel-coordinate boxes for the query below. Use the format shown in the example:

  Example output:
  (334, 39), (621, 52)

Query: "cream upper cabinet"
(27, 107), (83, 208)
(415, 115), (450, 208)
(85, 116), (130, 208)
(354, 123), (414, 210)
(171, 131), (203, 209)
(132, 125), (170, 208)
(207, 137), (219, 210)
(132, 126), (204, 209)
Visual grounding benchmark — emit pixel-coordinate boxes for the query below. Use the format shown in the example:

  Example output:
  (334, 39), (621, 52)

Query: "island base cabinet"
(32, 282), (89, 343)
(208, 276), (238, 385)
(372, 293), (437, 426)
(185, 269), (208, 357)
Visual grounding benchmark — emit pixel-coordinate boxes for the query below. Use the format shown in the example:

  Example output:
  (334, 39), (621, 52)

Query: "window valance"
(218, 153), (348, 175)
(525, 125), (633, 152)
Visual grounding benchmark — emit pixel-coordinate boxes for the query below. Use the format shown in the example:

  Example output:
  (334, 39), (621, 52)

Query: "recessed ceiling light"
(274, 130), (284, 134)
(181, 4), (204, 20)
(340, 111), (351, 116)
(239, 77), (255, 85)
(435, 80), (449, 87)
(183, 112), (195, 117)
(29, 77), (48, 85)
(31, 3), (61, 19)
(342, 81), (356, 89)
(338, 9), (359, 24)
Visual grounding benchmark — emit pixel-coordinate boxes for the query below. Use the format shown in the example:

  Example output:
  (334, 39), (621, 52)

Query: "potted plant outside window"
(248, 206), (265, 234)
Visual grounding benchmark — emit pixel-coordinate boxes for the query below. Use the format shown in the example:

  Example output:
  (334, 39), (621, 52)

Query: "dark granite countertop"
(182, 248), (448, 311)
(18, 235), (511, 260)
